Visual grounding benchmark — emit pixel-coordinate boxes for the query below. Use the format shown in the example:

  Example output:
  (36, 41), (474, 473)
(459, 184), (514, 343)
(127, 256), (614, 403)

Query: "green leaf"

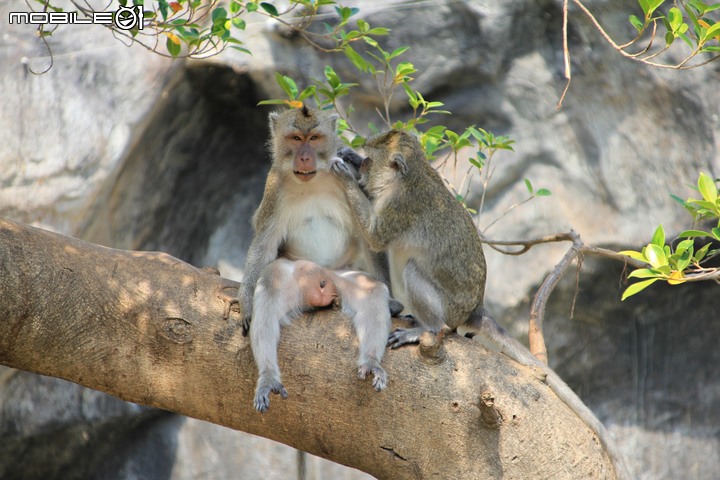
(621, 278), (662, 301)
(676, 248), (692, 271)
(674, 239), (694, 256)
(678, 229), (714, 238)
(698, 172), (718, 202)
(469, 157), (483, 169)
(159, 0), (169, 20)
(388, 46), (409, 60)
(651, 224), (665, 247)
(344, 46), (369, 73)
(645, 243), (668, 268)
(618, 250), (649, 262)
(686, 199), (718, 213)
(694, 242), (712, 262)
(628, 268), (663, 279)
(679, 32), (694, 48)
(350, 135), (365, 148)
(713, 227), (720, 241)
(687, 0), (709, 14)
(646, 0), (666, 17)
(683, 2), (701, 32)
(703, 22), (720, 42)
(212, 6), (228, 23)
(536, 188), (552, 196)
(324, 66), (340, 88)
(230, 45), (252, 55)
(395, 61), (416, 76)
(665, 31), (676, 46)
(667, 7), (683, 29)
(367, 27), (390, 36)
(257, 99), (292, 106)
(524, 179), (533, 194)
(275, 72), (298, 99)
(629, 14), (645, 32)
(166, 35), (181, 56)
(298, 85), (316, 101)
(259, 2), (279, 16)
(639, 0), (650, 15)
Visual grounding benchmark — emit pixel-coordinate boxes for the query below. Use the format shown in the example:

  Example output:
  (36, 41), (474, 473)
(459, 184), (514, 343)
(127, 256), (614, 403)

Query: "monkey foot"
(387, 326), (426, 349)
(358, 361), (387, 391)
(253, 378), (288, 413)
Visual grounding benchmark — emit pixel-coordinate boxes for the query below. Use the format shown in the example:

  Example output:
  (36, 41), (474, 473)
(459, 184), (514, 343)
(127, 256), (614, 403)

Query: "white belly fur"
(278, 177), (356, 269)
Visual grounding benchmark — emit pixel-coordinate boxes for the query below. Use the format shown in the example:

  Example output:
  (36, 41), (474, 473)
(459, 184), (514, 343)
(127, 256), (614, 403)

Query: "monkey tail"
(467, 308), (631, 480)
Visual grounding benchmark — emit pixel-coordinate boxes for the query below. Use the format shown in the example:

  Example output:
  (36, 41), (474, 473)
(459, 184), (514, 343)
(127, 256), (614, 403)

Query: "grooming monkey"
(239, 107), (394, 410)
(251, 258), (391, 412)
(331, 130), (630, 480)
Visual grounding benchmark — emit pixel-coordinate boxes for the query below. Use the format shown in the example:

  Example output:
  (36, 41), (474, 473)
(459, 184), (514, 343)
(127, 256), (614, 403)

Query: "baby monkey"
(251, 258), (391, 413)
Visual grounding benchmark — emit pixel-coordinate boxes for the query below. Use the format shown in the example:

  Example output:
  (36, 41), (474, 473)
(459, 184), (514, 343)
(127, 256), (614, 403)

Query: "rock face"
(1, 0), (719, 478)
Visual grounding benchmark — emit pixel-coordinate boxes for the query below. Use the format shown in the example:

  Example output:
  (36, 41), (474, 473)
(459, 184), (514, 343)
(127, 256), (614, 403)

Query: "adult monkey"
(331, 130), (630, 480)
(238, 106), (395, 410)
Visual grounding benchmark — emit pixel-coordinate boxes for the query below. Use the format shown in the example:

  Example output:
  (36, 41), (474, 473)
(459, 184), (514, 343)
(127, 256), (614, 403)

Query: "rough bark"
(0, 219), (616, 479)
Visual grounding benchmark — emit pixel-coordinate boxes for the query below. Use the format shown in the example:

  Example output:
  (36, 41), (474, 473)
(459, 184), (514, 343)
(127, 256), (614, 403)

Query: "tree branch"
(0, 219), (618, 479)
(482, 232), (651, 364)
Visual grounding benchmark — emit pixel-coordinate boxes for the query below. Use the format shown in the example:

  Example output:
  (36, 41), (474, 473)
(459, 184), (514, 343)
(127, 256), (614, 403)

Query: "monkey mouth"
(294, 170), (317, 182)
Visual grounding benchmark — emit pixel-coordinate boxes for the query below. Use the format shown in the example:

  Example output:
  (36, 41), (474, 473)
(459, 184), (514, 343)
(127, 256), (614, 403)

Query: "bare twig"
(557, 0), (571, 109)
(527, 231), (582, 364)
(480, 231), (655, 363)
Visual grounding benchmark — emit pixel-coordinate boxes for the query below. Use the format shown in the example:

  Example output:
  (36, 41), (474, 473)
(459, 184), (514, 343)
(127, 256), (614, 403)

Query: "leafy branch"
(258, 36), (549, 225)
(619, 172), (720, 299)
(558, 0), (720, 106)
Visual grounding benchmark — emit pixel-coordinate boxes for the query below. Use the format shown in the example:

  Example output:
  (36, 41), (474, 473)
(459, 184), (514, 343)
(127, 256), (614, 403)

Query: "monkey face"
(269, 107), (340, 184)
(358, 130), (419, 196)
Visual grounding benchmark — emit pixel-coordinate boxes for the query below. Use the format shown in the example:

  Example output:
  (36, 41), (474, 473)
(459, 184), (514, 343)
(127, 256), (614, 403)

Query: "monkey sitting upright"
(239, 107), (393, 410)
(251, 258), (391, 413)
(330, 129), (629, 479)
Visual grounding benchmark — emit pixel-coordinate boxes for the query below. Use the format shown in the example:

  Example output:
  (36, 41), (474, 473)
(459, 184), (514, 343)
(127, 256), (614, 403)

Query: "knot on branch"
(417, 330), (445, 364)
(158, 317), (194, 344)
(479, 390), (503, 429)
(217, 283), (241, 320)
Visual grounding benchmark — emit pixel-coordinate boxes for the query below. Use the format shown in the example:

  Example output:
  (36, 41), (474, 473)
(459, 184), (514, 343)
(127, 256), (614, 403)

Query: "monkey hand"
(358, 359), (388, 391)
(337, 147), (365, 172)
(254, 375), (289, 413)
(330, 157), (357, 183)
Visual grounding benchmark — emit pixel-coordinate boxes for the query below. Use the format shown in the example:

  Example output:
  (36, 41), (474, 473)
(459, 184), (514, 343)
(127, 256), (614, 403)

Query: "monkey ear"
(268, 112), (279, 134)
(391, 154), (408, 176)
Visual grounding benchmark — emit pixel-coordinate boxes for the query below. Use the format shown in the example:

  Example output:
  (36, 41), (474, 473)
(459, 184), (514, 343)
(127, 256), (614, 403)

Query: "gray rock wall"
(1, 0), (718, 478)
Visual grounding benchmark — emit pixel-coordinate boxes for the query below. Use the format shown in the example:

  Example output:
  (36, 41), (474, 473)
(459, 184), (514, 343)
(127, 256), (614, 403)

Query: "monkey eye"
(291, 135), (302, 141)
(309, 135), (319, 141)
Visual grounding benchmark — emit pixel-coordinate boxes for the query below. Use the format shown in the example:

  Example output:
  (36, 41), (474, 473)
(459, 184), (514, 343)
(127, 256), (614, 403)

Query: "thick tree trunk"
(0, 219), (617, 479)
